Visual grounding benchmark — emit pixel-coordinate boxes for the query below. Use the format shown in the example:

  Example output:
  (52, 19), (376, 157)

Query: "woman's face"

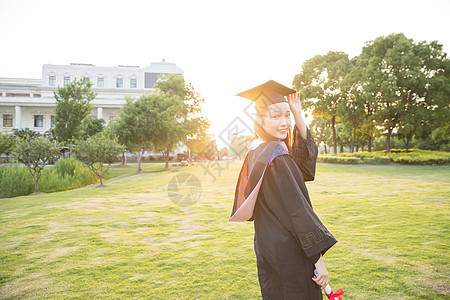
(261, 102), (291, 140)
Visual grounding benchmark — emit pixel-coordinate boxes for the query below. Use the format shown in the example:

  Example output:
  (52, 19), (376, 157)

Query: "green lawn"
(0, 162), (448, 299)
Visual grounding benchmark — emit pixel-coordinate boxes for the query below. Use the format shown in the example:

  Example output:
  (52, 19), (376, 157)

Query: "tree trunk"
(137, 149), (142, 173)
(331, 116), (337, 154)
(165, 149), (170, 169)
(33, 171), (40, 193)
(385, 128), (393, 154)
(352, 126), (357, 153)
(165, 142), (173, 169)
(405, 136), (410, 153)
(340, 143), (344, 153)
(368, 135), (372, 152)
(121, 151), (126, 166)
(324, 143), (327, 154)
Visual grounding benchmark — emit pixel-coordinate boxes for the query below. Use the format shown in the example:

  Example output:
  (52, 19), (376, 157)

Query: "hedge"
(318, 149), (449, 165)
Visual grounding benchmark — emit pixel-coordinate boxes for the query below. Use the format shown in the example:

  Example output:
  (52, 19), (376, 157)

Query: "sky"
(1, 0), (449, 149)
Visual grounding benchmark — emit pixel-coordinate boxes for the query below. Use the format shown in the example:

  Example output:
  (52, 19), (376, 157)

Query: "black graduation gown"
(230, 125), (337, 300)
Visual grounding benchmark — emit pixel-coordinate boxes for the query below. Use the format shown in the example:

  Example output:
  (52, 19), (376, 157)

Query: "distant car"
(180, 160), (189, 166)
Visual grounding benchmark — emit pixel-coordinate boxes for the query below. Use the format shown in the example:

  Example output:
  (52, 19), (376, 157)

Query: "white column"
(15, 105), (21, 129)
(97, 107), (103, 119)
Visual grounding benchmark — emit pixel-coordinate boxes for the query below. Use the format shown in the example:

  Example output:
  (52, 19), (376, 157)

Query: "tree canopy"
(293, 51), (351, 153)
(72, 133), (125, 187)
(12, 136), (60, 193)
(293, 33), (449, 153)
(153, 74), (210, 168)
(112, 74), (210, 171)
(53, 77), (96, 144)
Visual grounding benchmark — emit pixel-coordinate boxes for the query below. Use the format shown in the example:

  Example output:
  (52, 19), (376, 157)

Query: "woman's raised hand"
(286, 92), (302, 114)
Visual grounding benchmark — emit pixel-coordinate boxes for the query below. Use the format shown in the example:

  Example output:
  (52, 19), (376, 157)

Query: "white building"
(0, 59), (188, 157)
(0, 59), (183, 134)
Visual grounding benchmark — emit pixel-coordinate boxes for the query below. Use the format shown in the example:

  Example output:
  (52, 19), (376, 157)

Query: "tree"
(186, 134), (215, 160)
(338, 57), (369, 153)
(357, 33), (449, 153)
(83, 117), (105, 139)
(334, 123), (348, 153)
(112, 75), (209, 172)
(0, 132), (16, 162)
(218, 147), (228, 158)
(396, 103), (425, 152)
(293, 51), (351, 153)
(112, 94), (162, 173)
(109, 117), (133, 166)
(431, 122), (450, 151)
(340, 55), (382, 152)
(72, 133), (125, 187)
(310, 117), (331, 154)
(153, 74), (210, 169)
(12, 136), (60, 193)
(53, 77), (96, 144)
(423, 47), (450, 150)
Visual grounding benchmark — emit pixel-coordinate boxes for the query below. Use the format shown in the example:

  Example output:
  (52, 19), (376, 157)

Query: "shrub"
(317, 149), (449, 165)
(53, 157), (79, 177)
(317, 155), (362, 164)
(0, 164), (34, 198)
(0, 160), (98, 198)
(39, 158), (98, 193)
(387, 149), (450, 165)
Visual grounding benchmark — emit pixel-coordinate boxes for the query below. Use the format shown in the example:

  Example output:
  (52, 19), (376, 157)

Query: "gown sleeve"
(266, 153), (337, 264)
(291, 124), (319, 181)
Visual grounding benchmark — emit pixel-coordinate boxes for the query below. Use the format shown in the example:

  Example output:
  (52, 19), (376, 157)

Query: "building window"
(51, 115), (55, 128)
(97, 77), (104, 87)
(109, 115), (117, 122)
(49, 75), (56, 86)
(130, 78), (137, 88)
(84, 76), (90, 82)
(64, 76), (70, 85)
(34, 115), (44, 127)
(116, 77), (123, 88)
(3, 114), (13, 127)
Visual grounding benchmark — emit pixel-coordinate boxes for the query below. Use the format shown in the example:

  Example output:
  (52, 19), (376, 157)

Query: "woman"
(229, 80), (337, 299)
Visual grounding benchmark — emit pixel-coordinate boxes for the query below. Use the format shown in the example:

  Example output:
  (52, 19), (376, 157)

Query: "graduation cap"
(236, 80), (297, 107)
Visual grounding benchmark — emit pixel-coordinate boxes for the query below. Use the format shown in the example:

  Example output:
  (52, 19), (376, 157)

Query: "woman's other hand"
(312, 254), (329, 289)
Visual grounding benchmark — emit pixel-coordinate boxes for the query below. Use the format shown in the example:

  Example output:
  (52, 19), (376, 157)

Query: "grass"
(0, 161), (448, 299)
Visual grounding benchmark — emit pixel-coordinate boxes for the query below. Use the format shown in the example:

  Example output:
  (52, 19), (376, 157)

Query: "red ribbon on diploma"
(314, 269), (344, 300)
(325, 288), (344, 300)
